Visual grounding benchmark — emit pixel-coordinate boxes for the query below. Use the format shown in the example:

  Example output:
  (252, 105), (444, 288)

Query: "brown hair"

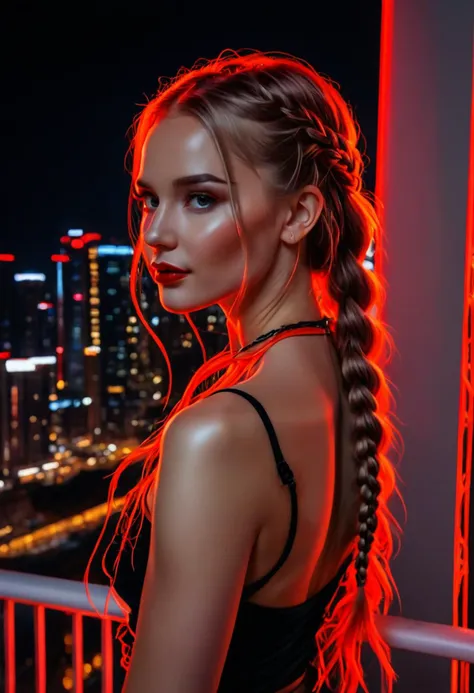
(87, 49), (400, 693)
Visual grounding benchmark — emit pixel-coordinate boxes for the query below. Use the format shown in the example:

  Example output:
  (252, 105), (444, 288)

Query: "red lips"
(151, 261), (190, 286)
(152, 261), (189, 274)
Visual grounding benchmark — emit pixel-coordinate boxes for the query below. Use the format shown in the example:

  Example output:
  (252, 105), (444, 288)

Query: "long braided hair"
(86, 50), (400, 693)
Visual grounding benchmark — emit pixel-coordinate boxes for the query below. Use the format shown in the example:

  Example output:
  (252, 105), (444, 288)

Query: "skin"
(124, 114), (357, 693)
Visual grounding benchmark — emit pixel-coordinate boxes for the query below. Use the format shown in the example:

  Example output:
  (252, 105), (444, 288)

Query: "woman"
(90, 50), (399, 693)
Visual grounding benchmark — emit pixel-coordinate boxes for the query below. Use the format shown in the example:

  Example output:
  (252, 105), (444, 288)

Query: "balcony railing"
(2, 568), (474, 692)
(0, 569), (128, 693)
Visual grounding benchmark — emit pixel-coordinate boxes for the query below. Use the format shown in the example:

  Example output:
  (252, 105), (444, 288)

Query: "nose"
(142, 205), (177, 251)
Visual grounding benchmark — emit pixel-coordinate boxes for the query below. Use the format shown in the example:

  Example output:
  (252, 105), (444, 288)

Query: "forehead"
(139, 114), (226, 183)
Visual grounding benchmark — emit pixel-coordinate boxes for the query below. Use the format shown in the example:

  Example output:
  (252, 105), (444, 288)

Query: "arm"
(123, 398), (262, 693)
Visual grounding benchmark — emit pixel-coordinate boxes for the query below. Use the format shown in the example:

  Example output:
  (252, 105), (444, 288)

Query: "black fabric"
(211, 388), (348, 693)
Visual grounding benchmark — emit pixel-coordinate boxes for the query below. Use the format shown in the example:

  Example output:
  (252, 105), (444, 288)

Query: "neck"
(221, 265), (322, 351)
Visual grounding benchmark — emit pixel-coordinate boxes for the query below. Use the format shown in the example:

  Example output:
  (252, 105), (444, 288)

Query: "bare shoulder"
(162, 390), (259, 463)
(152, 390), (266, 515)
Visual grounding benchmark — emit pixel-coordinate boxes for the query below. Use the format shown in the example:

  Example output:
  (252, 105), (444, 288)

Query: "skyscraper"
(54, 229), (102, 397)
(0, 254), (15, 356)
(0, 356), (56, 479)
(11, 272), (51, 358)
(84, 244), (140, 437)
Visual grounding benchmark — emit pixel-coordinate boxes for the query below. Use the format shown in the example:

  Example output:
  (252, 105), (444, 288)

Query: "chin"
(157, 285), (218, 314)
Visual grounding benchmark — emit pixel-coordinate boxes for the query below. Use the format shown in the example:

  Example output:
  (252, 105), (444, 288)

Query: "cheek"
(189, 209), (244, 270)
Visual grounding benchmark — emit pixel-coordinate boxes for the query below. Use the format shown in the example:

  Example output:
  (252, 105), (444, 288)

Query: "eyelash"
(135, 192), (217, 212)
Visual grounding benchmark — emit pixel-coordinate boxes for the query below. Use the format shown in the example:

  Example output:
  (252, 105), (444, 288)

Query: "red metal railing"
(3, 569), (474, 692)
(0, 569), (128, 693)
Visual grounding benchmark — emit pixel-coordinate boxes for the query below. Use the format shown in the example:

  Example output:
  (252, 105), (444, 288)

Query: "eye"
(136, 192), (159, 211)
(185, 193), (216, 210)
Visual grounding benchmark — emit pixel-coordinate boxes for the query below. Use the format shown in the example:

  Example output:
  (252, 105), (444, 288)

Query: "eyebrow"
(134, 173), (232, 193)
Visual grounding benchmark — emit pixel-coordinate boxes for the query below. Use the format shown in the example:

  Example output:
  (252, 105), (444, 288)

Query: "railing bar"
(72, 612), (83, 693)
(0, 570), (128, 621)
(34, 605), (47, 693)
(101, 618), (114, 693)
(4, 599), (15, 693)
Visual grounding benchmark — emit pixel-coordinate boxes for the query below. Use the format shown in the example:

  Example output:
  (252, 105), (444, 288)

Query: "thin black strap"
(210, 387), (298, 599)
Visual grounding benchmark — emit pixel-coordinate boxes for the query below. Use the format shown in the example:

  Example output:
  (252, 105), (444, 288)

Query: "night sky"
(1, 7), (381, 274)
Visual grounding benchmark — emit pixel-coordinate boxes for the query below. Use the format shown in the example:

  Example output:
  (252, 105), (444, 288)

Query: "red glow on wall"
(0, 351), (11, 359)
(56, 346), (64, 355)
(60, 235), (71, 244)
(0, 254), (15, 262)
(51, 254), (70, 263)
(82, 233), (102, 245)
(71, 239), (84, 250)
(73, 293), (84, 301)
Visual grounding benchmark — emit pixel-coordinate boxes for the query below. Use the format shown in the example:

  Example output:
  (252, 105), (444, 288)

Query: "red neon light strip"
(452, 44), (474, 693)
(375, 0), (394, 277)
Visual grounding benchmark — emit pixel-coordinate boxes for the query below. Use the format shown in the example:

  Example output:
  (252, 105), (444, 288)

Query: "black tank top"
(211, 388), (349, 693)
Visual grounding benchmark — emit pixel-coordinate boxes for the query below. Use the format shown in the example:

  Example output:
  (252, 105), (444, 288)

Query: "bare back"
(232, 333), (357, 608)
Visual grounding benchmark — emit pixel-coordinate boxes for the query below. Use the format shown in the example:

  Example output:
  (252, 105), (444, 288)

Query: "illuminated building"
(11, 272), (54, 358)
(85, 244), (141, 436)
(54, 229), (102, 396)
(0, 254), (15, 354)
(0, 356), (56, 478)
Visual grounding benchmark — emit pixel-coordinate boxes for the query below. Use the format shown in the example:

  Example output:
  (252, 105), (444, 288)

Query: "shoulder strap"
(210, 387), (298, 599)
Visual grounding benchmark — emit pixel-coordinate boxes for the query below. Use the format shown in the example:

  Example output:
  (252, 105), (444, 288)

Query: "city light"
(17, 466), (40, 477)
(97, 244), (133, 256)
(73, 292), (84, 301)
(68, 229), (83, 237)
(84, 346), (100, 355)
(37, 302), (54, 310)
(0, 351), (11, 360)
(0, 253), (15, 261)
(82, 396), (93, 405)
(5, 359), (36, 373)
(107, 385), (124, 394)
(51, 254), (70, 262)
(29, 356), (56, 365)
(42, 461), (59, 471)
(14, 273), (46, 282)
(82, 232), (102, 244)
(71, 239), (84, 249)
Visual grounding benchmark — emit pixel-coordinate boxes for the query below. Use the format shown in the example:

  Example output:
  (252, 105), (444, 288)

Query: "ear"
(280, 185), (324, 245)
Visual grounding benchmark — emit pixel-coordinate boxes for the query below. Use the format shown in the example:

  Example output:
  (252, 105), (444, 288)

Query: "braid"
(305, 118), (398, 692)
(329, 254), (383, 589)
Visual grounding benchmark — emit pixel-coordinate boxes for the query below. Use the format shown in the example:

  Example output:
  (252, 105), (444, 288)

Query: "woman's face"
(137, 113), (286, 314)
